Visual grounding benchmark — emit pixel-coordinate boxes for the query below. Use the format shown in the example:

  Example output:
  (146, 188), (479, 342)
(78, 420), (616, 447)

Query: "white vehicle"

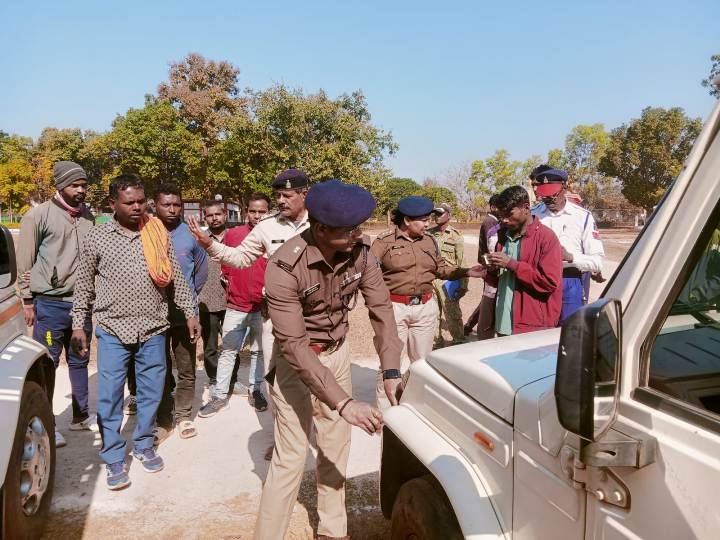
(381, 99), (720, 540)
(0, 225), (55, 539)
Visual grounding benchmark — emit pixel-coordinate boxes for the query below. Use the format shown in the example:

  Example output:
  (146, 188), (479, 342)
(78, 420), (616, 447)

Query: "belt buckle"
(409, 296), (421, 306)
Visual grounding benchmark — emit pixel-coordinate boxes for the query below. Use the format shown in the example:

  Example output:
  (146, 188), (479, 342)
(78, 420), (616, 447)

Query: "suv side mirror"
(555, 299), (621, 442)
(0, 225), (17, 289)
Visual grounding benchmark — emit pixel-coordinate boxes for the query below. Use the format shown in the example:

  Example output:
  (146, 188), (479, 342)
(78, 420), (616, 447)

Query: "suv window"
(646, 215), (720, 417)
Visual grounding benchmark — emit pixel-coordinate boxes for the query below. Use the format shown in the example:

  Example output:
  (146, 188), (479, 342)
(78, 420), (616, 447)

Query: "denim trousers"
(214, 308), (264, 398)
(33, 296), (92, 421)
(95, 327), (166, 465)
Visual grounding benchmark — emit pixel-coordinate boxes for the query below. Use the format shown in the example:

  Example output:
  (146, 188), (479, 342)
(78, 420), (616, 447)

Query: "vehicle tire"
(2, 381), (55, 540)
(390, 475), (463, 540)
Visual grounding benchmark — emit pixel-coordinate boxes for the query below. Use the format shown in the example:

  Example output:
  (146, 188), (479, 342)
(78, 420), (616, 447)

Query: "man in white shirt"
(188, 169), (310, 459)
(531, 168), (604, 323)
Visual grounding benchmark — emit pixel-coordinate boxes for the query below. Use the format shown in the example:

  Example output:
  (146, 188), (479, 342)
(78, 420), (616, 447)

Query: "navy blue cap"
(529, 164), (554, 181)
(271, 168), (310, 190)
(305, 179), (377, 227)
(397, 196), (434, 218)
(534, 168), (568, 184)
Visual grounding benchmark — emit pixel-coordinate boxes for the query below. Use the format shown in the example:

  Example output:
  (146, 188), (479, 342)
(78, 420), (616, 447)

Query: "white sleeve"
(571, 213), (604, 273)
(207, 226), (265, 269)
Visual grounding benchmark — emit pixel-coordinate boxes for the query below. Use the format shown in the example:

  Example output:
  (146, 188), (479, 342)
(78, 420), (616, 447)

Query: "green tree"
(0, 136), (35, 219)
(375, 177), (425, 216)
(102, 98), (204, 195)
(158, 53), (245, 184)
(467, 149), (524, 208)
(701, 53), (720, 99)
(212, 85), (396, 201)
(599, 107), (702, 213)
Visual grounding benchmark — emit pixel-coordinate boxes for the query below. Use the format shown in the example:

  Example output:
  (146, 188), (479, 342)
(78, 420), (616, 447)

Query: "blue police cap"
(305, 179), (377, 227)
(397, 196), (434, 218)
(271, 168), (310, 190)
(529, 164), (553, 181)
(534, 168), (568, 184)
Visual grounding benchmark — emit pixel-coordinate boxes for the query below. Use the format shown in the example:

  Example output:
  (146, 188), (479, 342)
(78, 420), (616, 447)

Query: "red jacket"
(222, 225), (267, 313)
(486, 217), (562, 334)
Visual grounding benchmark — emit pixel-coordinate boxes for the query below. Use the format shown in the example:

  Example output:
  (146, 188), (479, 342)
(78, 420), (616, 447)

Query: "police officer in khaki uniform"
(428, 202), (468, 346)
(371, 196), (485, 409)
(255, 180), (403, 540)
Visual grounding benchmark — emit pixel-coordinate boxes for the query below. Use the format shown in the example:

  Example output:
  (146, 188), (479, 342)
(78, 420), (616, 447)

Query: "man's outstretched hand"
(187, 216), (212, 250)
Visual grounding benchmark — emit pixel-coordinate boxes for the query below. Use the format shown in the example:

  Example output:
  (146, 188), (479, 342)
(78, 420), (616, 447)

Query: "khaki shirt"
(371, 227), (468, 296)
(428, 225), (469, 289)
(265, 230), (402, 408)
(207, 210), (310, 268)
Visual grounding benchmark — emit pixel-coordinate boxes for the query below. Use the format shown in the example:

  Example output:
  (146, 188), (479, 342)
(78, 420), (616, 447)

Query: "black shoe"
(198, 396), (229, 418)
(249, 389), (268, 412)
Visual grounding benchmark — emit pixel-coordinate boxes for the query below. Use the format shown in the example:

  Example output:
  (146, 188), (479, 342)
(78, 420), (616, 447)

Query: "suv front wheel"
(2, 381), (55, 540)
(390, 475), (463, 540)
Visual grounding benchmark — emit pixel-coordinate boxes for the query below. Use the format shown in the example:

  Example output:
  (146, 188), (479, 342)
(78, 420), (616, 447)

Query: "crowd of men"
(16, 160), (604, 540)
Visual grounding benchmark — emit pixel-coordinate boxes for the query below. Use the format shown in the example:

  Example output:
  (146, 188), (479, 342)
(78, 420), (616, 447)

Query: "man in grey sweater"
(17, 161), (96, 447)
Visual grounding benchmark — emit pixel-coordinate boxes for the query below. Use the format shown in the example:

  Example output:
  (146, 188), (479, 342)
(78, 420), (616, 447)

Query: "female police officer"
(371, 195), (485, 408)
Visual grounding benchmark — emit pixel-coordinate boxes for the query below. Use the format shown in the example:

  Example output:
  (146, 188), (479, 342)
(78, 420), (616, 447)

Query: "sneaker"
(69, 414), (99, 432)
(133, 448), (164, 473)
(106, 461), (130, 490)
(123, 395), (137, 416)
(198, 396), (229, 418)
(55, 430), (67, 448)
(249, 389), (268, 412)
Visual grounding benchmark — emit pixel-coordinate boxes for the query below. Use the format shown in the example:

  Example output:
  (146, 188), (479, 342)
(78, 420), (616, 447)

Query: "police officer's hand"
(187, 216), (213, 250)
(71, 329), (89, 356)
(486, 252), (511, 269)
(466, 264), (488, 278)
(383, 378), (404, 406)
(187, 317), (201, 343)
(340, 400), (383, 435)
(23, 304), (35, 326)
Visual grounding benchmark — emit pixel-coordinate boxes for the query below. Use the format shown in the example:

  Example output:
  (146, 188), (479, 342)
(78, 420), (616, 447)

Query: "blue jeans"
(33, 296), (92, 421)
(560, 276), (585, 324)
(95, 327), (166, 465)
(214, 309), (264, 398)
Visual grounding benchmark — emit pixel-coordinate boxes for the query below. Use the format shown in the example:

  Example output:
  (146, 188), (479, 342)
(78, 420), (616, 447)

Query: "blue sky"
(1, 0), (718, 180)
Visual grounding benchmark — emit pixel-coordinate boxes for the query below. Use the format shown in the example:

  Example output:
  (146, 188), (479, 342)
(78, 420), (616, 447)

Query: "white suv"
(0, 225), (55, 539)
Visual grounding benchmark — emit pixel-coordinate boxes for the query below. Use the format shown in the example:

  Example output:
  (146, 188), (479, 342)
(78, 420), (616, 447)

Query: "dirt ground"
(42, 228), (637, 539)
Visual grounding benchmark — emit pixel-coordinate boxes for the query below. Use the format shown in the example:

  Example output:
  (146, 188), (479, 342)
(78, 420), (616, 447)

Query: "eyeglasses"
(331, 225), (364, 237)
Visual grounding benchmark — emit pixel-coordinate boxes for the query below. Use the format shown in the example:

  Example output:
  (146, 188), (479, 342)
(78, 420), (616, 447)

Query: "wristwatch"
(382, 369), (402, 380)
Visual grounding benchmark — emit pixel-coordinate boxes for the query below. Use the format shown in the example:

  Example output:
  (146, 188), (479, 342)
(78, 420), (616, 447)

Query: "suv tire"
(390, 475), (463, 540)
(2, 381), (55, 539)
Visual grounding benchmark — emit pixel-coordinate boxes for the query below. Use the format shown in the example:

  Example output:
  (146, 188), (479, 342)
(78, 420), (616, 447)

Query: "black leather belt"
(562, 268), (583, 279)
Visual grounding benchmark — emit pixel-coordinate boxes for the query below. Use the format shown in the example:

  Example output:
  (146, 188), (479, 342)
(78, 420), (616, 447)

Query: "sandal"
(153, 426), (173, 446)
(178, 420), (198, 439)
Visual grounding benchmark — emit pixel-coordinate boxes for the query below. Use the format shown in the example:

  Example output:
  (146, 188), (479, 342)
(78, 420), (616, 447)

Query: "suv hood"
(426, 329), (560, 423)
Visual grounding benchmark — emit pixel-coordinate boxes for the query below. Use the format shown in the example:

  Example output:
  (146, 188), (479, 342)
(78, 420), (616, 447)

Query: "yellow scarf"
(139, 215), (173, 288)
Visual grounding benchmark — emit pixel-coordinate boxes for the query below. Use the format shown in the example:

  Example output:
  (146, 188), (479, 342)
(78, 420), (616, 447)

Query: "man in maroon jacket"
(199, 193), (271, 416)
(486, 185), (563, 335)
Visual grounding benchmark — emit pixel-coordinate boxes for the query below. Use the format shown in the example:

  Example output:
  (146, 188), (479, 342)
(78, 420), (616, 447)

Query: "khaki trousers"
(432, 279), (465, 345)
(376, 298), (438, 410)
(254, 342), (352, 540)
